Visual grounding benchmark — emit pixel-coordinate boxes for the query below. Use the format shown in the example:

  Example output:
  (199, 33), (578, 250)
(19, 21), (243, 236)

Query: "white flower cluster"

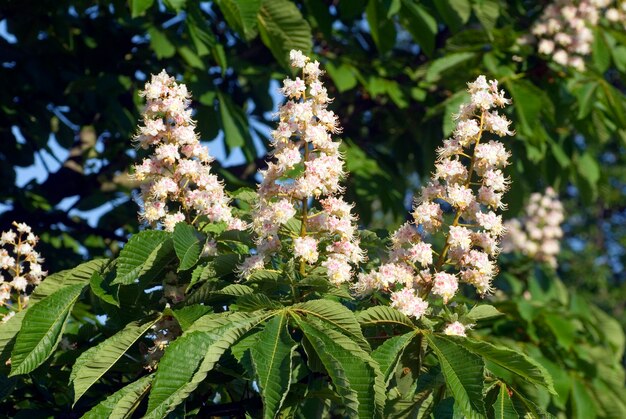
(133, 70), (244, 232)
(530, 0), (624, 70)
(239, 50), (364, 284)
(354, 76), (514, 330)
(502, 187), (564, 268)
(0, 222), (47, 322)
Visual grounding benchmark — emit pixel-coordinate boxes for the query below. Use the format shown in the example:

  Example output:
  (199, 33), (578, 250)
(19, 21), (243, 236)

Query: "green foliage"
(2, 0), (626, 417)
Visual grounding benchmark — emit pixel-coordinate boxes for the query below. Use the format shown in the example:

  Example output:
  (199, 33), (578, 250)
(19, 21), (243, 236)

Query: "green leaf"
(146, 311), (271, 417)
(295, 316), (385, 418)
(466, 305), (503, 321)
(399, 1), (437, 56)
(172, 305), (213, 331)
(454, 337), (556, 394)
(434, 0), (471, 32)
(357, 306), (415, 329)
(187, 4), (227, 68)
(217, 90), (252, 153)
(366, 0), (396, 54)
(571, 376), (597, 419)
(163, 0), (186, 13)
(593, 27), (611, 73)
(493, 384), (518, 419)
(10, 283), (85, 376)
(371, 331), (418, 385)
(145, 331), (213, 418)
(148, 27), (176, 59)
(90, 271), (119, 307)
(472, 0), (500, 33)
(250, 312), (297, 419)
(173, 222), (202, 271)
(572, 81), (598, 120)
(131, 0), (155, 17)
(257, 0), (312, 69)
(216, 0), (262, 41)
(293, 299), (370, 351)
(83, 374), (154, 419)
(178, 45), (206, 70)
(425, 52), (476, 83)
(113, 230), (174, 285)
(31, 259), (107, 304)
(70, 317), (159, 404)
(325, 62), (358, 93)
(425, 334), (486, 418)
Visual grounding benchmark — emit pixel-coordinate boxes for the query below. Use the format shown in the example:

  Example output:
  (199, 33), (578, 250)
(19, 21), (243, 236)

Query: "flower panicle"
(353, 76), (514, 332)
(502, 187), (564, 268)
(239, 50), (363, 286)
(132, 70), (244, 232)
(1, 221), (47, 321)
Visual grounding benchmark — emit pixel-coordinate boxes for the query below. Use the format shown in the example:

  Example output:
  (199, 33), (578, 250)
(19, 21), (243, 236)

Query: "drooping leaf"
(357, 306), (415, 329)
(371, 331), (418, 385)
(82, 374), (154, 419)
(453, 337), (555, 394)
(216, 0), (262, 41)
(250, 312), (297, 419)
(70, 317), (159, 404)
(146, 311), (272, 417)
(425, 52), (476, 83)
(10, 283), (86, 376)
(173, 222), (202, 271)
(113, 230), (174, 285)
(257, 0), (312, 69)
(0, 309), (28, 367)
(293, 299), (370, 351)
(296, 315), (386, 419)
(425, 334), (486, 418)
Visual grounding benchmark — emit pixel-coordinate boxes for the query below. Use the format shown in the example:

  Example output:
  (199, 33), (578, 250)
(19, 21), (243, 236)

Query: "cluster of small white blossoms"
(239, 50), (364, 284)
(0, 222), (47, 322)
(502, 187), (564, 268)
(354, 76), (514, 336)
(529, 0), (623, 71)
(132, 70), (244, 232)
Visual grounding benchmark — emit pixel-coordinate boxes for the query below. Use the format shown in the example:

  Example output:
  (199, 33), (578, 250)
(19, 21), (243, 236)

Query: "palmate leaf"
(293, 299), (370, 351)
(10, 283), (85, 376)
(371, 331), (419, 385)
(493, 384), (518, 419)
(452, 337), (556, 395)
(357, 306), (416, 329)
(257, 0), (312, 69)
(145, 311), (273, 418)
(82, 373), (154, 419)
(295, 315), (386, 419)
(113, 230), (173, 285)
(70, 317), (160, 404)
(173, 222), (202, 271)
(425, 334), (486, 418)
(250, 312), (297, 419)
